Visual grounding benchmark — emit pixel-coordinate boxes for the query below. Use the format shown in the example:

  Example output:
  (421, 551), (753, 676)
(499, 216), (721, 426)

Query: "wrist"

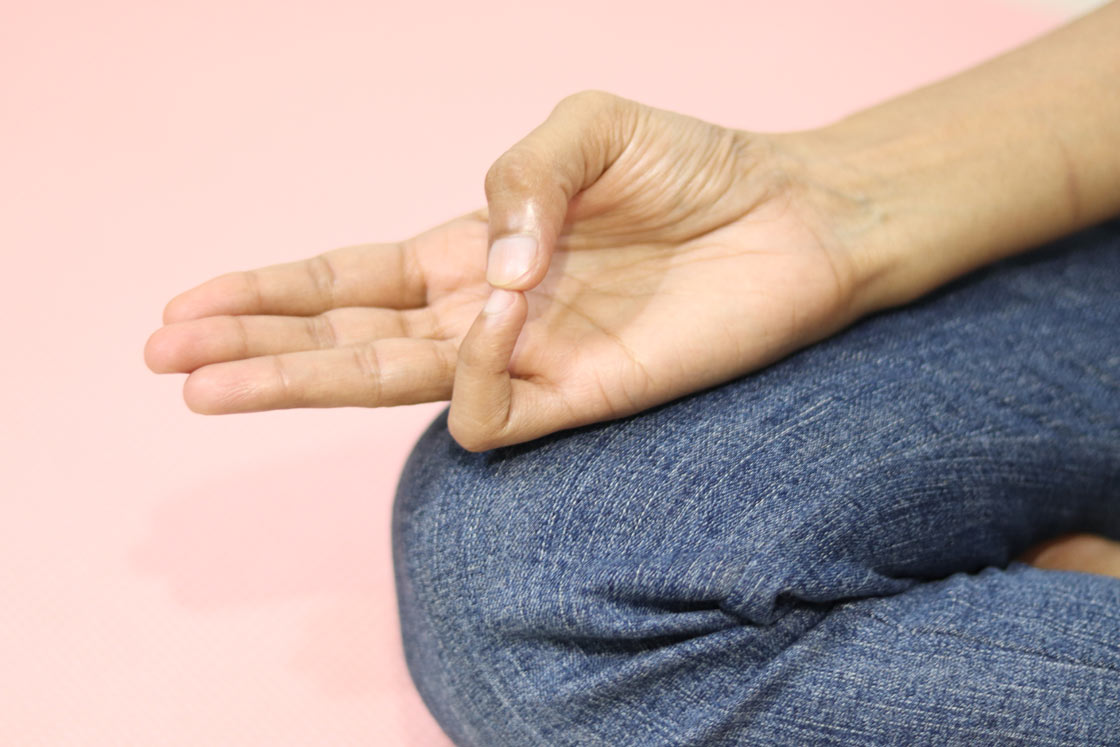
(764, 127), (910, 319)
(767, 1), (1120, 318)
(770, 115), (1081, 317)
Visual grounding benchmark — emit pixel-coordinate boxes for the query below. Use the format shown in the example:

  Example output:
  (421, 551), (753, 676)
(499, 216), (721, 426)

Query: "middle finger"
(146, 306), (441, 373)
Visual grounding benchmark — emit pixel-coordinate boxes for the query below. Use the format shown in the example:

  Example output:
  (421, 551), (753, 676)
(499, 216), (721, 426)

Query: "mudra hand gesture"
(145, 90), (869, 451)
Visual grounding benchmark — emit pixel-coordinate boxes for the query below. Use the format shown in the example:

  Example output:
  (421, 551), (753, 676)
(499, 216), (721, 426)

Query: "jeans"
(392, 219), (1120, 746)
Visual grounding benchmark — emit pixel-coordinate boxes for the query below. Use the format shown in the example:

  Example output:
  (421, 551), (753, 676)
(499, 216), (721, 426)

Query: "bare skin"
(1019, 534), (1120, 580)
(146, 3), (1120, 573)
(146, 100), (860, 451)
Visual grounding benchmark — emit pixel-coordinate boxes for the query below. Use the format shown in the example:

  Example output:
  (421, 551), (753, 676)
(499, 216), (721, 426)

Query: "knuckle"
(225, 315), (251, 358)
(307, 254), (338, 307)
(238, 270), (265, 312)
(307, 313), (339, 349)
(270, 355), (294, 400)
(484, 148), (542, 199)
(447, 414), (492, 453)
(555, 88), (617, 113)
(353, 345), (383, 403)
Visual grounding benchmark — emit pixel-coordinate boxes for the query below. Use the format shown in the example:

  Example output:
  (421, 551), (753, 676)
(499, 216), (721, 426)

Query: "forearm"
(779, 0), (1120, 313)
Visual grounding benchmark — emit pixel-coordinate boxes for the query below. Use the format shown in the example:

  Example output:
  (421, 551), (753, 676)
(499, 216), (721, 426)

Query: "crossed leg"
(393, 220), (1120, 746)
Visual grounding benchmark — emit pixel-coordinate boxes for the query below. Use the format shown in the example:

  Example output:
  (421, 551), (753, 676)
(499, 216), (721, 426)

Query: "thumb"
(484, 90), (637, 291)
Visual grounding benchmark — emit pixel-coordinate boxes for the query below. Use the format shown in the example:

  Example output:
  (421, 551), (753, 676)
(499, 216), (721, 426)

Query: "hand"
(145, 91), (866, 450)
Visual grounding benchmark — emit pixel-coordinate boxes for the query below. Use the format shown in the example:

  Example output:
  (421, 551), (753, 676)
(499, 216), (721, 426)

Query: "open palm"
(146, 91), (860, 450)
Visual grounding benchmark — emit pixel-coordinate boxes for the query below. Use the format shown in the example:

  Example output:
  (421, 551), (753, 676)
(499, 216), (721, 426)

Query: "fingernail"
(483, 289), (517, 315)
(487, 235), (537, 287)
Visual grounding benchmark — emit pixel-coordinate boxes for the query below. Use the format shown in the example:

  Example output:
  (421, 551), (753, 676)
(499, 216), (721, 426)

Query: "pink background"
(1, 1), (1067, 744)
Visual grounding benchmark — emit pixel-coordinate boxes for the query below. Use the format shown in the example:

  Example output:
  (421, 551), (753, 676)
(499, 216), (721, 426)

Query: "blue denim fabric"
(392, 219), (1120, 746)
